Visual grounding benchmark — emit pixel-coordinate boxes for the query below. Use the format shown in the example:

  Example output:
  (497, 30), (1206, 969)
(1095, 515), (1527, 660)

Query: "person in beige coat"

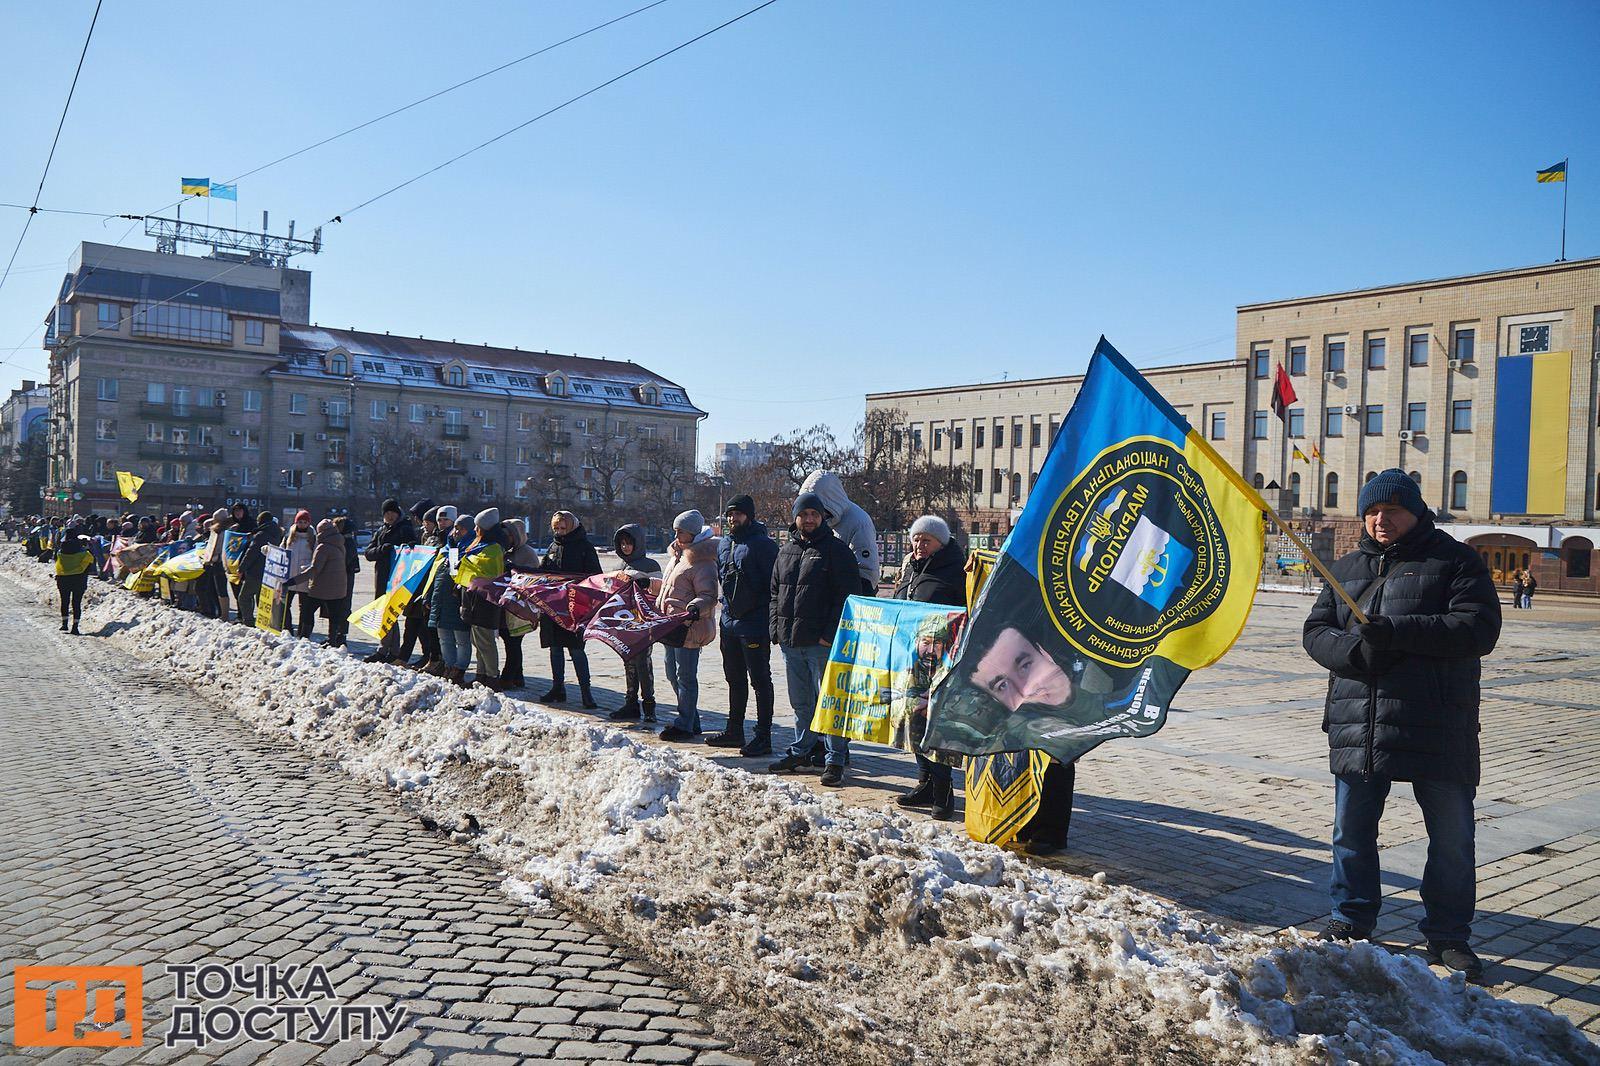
(656, 510), (719, 742)
(286, 518), (349, 643)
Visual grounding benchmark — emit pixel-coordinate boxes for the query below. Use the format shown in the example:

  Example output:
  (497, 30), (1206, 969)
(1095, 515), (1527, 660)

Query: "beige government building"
(867, 255), (1600, 594)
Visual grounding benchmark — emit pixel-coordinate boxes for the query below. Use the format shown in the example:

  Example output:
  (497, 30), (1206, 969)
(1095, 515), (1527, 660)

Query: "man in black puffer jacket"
(362, 498), (417, 662)
(1303, 468), (1500, 980)
(768, 491), (858, 785)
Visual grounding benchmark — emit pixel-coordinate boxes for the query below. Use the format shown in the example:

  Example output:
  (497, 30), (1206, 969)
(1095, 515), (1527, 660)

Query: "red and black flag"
(1271, 363), (1298, 423)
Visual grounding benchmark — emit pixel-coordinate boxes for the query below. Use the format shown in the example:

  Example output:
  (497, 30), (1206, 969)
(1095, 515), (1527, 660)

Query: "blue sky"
(2, 0), (1595, 456)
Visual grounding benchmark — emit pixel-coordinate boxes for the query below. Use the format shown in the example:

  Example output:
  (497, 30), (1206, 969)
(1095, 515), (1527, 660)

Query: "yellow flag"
(1292, 445), (1310, 464)
(116, 470), (144, 502)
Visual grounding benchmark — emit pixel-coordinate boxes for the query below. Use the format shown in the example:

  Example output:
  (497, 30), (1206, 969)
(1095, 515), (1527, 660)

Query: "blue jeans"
(782, 643), (849, 767)
(664, 646), (701, 733)
(1331, 774), (1476, 941)
(437, 627), (472, 670)
(549, 645), (591, 689)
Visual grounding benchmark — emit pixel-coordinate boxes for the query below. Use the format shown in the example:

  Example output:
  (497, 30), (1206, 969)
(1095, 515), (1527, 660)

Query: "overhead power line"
(0, 0), (104, 303)
(325, 0), (783, 224)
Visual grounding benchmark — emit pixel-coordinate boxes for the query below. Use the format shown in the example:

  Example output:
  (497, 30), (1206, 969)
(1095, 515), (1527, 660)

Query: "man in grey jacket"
(799, 471), (879, 595)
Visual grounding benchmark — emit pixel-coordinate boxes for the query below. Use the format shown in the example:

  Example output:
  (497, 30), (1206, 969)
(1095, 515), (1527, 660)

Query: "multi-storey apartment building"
(713, 439), (775, 472)
(1, 379), (48, 457)
(43, 242), (704, 523)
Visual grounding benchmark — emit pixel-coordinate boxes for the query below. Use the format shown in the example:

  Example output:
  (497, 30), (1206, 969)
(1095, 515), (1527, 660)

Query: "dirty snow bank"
(8, 553), (1594, 1066)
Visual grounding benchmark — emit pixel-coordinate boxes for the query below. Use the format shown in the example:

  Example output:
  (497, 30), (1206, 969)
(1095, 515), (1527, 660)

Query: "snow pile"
(8, 552), (1595, 1066)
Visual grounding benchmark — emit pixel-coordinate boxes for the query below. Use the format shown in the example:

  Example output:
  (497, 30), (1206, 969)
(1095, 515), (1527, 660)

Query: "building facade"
(1, 380), (49, 457)
(865, 359), (1245, 535)
(713, 439), (775, 472)
(43, 242), (704, 523)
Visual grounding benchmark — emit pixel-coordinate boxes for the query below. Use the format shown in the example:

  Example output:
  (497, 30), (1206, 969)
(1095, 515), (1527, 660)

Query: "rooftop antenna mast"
(146, 209), (322, 268)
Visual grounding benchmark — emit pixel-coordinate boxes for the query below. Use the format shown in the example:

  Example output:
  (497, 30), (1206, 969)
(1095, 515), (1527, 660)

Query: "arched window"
(1252, 472), (1264, 490)
(1010, 472), (1022, 501)
(1289, 472), (1301, 509)
(1407, 470), (1421, 484)
(1450, 470), (1468, 510)
(329, 353), (347, 376)
(1566, 536), (1594, 579)
(447, 366), (464, 387)
(1325, 472), (1339, 509)
(1364, 470), (1377, 484)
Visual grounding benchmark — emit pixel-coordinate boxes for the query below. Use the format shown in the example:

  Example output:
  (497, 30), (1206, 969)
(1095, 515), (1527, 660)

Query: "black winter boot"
(641, 698), (657, 723)
(896, 778), (937, 809)
(59, 617), (68, 632)
(609, 699), (641, 721)
(539, 685), (567, 704)
(579, 683), (598, 710)
(929, 778), (955, 821)
(739, 730), (772, 758)
(705, 724), (745, 749)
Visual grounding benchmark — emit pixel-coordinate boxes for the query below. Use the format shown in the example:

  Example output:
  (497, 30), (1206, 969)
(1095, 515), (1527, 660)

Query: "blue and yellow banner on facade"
(810, 596), (966, 747)
(1491, 350), (1572, 515)
(926, 337), (1266, 765)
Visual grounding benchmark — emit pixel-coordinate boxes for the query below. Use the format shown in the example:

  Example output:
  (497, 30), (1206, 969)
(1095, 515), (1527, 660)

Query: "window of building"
(481, 443), (496, 463)
(131, 302), (231, 343)
(287, 431), (305, 452)
(1030, 423), (1042, 447)
(1453, 328), (1475, 363)
(245, 320), (265, 346)
(145, 423), (162, 443)
(933, 427), (944, 450)
(95, 459), (114, 482)
(674, 425), (687, 443)
(329, 352), (348, 375)
(1406, 402), (1427, 433)
(197, 426), (216, 447)
(1364, 405), (1384, 435)
(197, 388), (215, 409)
(1365, 470), (1377, 484)
(171, 386), (191, 414)
(1289, 472), (1301, 509)
(170, 427), (190, 447)
(1326, 340), (1346, 373)
(241, 467), (258, 488)
(1210, 411), (1226, 440)
(1252, 472), (1265, 490)
(243, 389), (262, 412)
(953, 426), (965, 449)
(1408, 469), (1422, 484)
(1251, 347), (1270, 378)
(289, 394), (306, 415)
(1450, 470), (1468, 509)
(242, 429), (259, 450)
(973, 468), (983, 493)
(911, 428), (923, 452)
(1289, 344), (1307, 376)
(517, 411), (535, 432)
(1325, 472), (1339, 509)
(399, 402), (421, 424)
(1325, 407), (1343, 437)
(516, 446), (530, 466)
(147, 382), (166, 404)
(97, 302), (120, 329)
(1010, 473), (1022, 500)
(1565, 537), (1593, 579)
(994, 424), (1005, 448)
(283, 469), (303, 490)
(1408, 332), (1430, 367)
(1287, 408), (1304, 438)
(448, 366), (464, 387)
(168, 462), (190, 485)
(369, 400), (383, 421)
(1366, 336), (1387, 370)
(483, 408), (496, 429)
(1251, 410), (1268, 439)
(97, 377), (118, 401)
(975, 424), (985, 448)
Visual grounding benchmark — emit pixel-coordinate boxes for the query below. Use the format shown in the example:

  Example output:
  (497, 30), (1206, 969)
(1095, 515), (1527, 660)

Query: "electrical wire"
(0, 0), (104, 304)
(324, 0), (782, 225)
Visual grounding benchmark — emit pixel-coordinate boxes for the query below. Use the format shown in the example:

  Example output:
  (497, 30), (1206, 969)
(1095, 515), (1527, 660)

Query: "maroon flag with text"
(585, 581), (691, 661)
(478, 572), (626, 631)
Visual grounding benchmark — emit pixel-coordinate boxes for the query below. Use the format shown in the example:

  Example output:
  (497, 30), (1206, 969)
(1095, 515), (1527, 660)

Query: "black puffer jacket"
(1303, 514), (1501, 784)
(537, 523), (602, 649)
(241, 519), (282, 584)
(892, 539), (965, 607)
(769, 521), (857, 647)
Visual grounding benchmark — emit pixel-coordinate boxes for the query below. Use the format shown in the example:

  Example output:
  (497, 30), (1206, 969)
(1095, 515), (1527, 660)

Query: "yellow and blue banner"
(810, 596), (966, 746)
(453, 541), (505, 587)
(1491, 350), (1572, 514)
(221, 530), (250, 583)
(257, 546), (291, 632)
(926, 337), (1266, 765)
(351, 546), (438, 640)
(180, 177), (211, 196)
(116, 470), (143, 502)
(1536, 161), (1567, 183)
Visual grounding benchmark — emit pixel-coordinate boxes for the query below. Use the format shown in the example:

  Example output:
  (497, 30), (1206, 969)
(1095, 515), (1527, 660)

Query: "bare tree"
(0, 435), (47, 515)
(358, 426), (453, 504)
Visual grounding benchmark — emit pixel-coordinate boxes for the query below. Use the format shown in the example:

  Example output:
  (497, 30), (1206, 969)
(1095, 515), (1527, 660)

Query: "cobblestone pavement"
(343, 579), (1600, 1040)
(0, 592), (768, 1064)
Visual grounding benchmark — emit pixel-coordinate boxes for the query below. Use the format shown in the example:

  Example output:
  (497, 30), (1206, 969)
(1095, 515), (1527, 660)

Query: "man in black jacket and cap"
(1303, 468), (1500, 980)
(363, 497), (417, 662)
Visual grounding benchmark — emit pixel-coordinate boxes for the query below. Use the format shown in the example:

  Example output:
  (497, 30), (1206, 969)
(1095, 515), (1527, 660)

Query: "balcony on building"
(442, 423), (469, 440)
(325, 411), (350, 430)
(138, 401), (214, 422)
(137, 441), (222, 459)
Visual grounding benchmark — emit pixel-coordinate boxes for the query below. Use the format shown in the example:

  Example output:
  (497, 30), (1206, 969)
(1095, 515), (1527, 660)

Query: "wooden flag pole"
(1259, 498), (1369, 624)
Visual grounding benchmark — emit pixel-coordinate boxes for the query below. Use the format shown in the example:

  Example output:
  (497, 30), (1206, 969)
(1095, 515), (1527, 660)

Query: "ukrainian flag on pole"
(180, 177), (211, 196)
(925, 337), (1266, 764)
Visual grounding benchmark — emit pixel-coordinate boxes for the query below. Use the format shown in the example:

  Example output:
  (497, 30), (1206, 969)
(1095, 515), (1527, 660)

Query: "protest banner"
(221, 530), (250, 583)
(491, 572), (623, 631)
(810, 596), (966, 747)
(256, 546), (290, 632)
(582, 580), (692, 661)
(350, 546), (439, 640)
(927, 337), (1267, 766)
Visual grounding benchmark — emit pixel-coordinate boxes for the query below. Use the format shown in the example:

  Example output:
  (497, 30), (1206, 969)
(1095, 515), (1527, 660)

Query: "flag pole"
(1257, 495), (1370, 624)
(1561, 156), (1569, 262)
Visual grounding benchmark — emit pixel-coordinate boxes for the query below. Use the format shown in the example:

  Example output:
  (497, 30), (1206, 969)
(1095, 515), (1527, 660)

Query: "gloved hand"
(1356, 616), (1395, 650)
(686, 604), (701, 621)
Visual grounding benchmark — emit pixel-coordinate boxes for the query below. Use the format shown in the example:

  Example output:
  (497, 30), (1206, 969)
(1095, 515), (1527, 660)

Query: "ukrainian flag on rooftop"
(1536, 161), (1567, 183)
(180, 177), (211, 196)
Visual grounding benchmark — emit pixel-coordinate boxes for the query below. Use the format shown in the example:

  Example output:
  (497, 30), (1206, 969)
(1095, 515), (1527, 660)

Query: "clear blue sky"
(2, 0), (1595, 456)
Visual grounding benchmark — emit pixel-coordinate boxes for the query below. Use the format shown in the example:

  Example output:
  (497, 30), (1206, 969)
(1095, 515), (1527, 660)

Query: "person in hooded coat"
(281, 510), (317, 637)
(428, 513), (475, 687)
(536, 510), (602, 708)
(800, 470), (881, 595)
(363, 497), (418, 663)
(656, 511), (720, 742)
(237, 511), (280, 627)
(891, 515), (966, 819)
(330, 517), (361, 648)
(198, 508), (233, 620)
(610, 522), (661, 722)
(496, 517), (541, 688)
(286, 518), (350, 642)
(461, 507), (508, 689)
(396, 506), (446, 671)
(708, 494), (778, 755)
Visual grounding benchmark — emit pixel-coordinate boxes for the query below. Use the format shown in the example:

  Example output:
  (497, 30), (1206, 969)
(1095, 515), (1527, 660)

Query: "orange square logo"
(13, 965), (143, 1048)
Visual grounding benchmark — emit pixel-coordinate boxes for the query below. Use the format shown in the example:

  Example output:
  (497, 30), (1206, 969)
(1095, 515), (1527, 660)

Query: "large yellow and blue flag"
(1491, 349), (1572, 514)
(115, 470), (143, 502)
(180, 177), (211, 196)
(1536, 161), (1567, 183)
(350, 545), (438, 640)
(925, 337), (1266, 765)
